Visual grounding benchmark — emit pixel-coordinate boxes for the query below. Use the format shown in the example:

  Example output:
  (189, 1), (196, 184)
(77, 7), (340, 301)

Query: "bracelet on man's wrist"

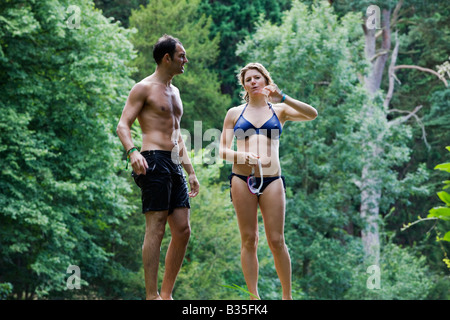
(127, 147), (138, 158)
(125, 147), (139, 170)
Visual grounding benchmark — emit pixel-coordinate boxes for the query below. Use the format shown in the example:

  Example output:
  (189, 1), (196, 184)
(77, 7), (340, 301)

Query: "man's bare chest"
(144, 88), (183, 119)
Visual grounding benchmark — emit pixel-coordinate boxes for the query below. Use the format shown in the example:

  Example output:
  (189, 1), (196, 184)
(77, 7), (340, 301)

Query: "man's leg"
(143, 210), (169, 300)
(160, 207), (191, 300)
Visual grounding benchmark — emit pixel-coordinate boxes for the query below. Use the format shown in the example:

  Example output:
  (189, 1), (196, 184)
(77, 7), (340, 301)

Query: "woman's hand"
(262, 84), (284, 103)
(243, 152), (260, 166)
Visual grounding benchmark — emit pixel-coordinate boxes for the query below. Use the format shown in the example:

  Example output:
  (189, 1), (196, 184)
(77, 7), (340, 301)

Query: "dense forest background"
(0, 0), (449, 300)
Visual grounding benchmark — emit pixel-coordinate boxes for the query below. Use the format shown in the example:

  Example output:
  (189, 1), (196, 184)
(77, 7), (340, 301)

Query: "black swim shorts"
(132, 150), (190, 214)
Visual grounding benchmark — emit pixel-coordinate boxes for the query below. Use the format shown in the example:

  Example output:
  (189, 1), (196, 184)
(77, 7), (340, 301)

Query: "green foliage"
(129, 0), (231, 136)
(220, 284), (260, 300)
(0, 283), (13, 300)
(402, 146), (450, 270)
(345, 243), (434, 300)
(378, 0), (450, 270)
(0, 0), (137, 299)
(198, 0), (292, 105)
(93, 0), (147, 27)
(428, 147), (450, 267)
(1, 0), (449, 300)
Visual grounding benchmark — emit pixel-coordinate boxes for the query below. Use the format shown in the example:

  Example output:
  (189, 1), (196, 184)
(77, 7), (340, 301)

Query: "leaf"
(437, 191), (450, 206)
(443, 180), (450, 190)
(220, 284), (260, 300)
(428, 207), (450, 221)
(442, 231), (450, 242)
(434, 162), (450, 173)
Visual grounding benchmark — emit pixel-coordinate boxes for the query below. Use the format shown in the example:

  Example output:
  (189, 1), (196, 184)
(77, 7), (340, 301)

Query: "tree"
(350, 0), (448, 266)
(129, 0), (231, 136)
(198, 0), (292, 105)
(93, 0), (147, 27)
(0, 0), (137, 298)
(402, 146), (450, 270)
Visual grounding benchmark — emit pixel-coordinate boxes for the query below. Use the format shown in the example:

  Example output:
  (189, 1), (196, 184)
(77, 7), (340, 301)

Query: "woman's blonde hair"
(238, 63), (274, 102)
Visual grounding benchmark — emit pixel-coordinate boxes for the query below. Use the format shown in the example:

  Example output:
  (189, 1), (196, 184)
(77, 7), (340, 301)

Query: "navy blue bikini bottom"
(228, 173), (286, 201)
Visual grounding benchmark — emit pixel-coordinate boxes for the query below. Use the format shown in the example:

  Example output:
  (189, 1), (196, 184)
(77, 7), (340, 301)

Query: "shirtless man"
(116, 35), (199, 300)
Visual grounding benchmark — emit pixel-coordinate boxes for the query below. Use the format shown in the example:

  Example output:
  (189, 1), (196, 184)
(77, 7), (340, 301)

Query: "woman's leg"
(231, 175), (260, 299)
(258, 178), (292, 300)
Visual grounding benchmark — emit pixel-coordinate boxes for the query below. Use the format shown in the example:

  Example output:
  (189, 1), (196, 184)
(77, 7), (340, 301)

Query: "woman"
(219, 63), (317, 300)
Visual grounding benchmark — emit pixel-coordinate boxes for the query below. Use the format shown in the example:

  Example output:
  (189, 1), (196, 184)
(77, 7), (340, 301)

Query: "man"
(116, 35), (199, 300)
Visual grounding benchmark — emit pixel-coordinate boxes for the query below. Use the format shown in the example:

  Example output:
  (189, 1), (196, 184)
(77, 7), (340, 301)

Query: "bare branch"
(370, 50), (389, 62)
(393, 73), (401, 85)
(375, 29), (383, 39)
(394, 65), (448, 87)
(401, 216), (438, 232)
(388, 105), (422, 125)
(384, 31), (399, 109)
(391, 0), (403, 28)
(388, 106), (430, 150)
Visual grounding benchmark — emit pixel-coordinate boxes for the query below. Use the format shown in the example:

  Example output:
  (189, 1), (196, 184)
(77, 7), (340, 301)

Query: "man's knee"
(173, 224), (191, 243)
(241, 233), (259, 251)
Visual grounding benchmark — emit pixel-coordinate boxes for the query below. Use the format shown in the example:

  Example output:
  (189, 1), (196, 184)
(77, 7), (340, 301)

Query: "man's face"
(170, 44), (188, 74)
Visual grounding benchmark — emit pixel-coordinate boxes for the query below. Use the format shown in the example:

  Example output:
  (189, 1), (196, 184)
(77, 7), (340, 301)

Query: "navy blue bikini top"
(233, 103), (282, 140)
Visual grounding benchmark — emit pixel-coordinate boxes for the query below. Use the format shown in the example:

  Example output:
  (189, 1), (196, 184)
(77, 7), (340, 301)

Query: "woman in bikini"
(219, 63), (317, 300)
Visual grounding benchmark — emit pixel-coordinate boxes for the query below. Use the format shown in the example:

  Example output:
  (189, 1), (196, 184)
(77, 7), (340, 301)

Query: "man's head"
(153, 34), (187, 74)
(153, 35), (182, 64)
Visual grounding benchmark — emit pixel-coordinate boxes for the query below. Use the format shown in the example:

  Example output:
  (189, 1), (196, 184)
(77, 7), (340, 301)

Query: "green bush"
(0, 283), (13, 300)
(345, 243), (434, 300)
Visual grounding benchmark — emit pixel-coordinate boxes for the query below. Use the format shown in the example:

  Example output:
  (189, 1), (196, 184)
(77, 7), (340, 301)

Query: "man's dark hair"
(153, 34), (182, 65)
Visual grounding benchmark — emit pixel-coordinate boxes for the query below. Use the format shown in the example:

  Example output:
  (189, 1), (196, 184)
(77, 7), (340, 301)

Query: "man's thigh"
(167, 207), (190, 236)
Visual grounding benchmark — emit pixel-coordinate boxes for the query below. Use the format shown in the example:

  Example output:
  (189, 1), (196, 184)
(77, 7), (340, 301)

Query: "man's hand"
(130, 151), (148, 175)
(188, 173), (200, 198)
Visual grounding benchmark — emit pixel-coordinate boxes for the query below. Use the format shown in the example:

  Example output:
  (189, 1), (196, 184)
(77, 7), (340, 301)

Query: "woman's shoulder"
(223, 104), (245, 127)
(271, 102), (285, 111)
(226, 104), (246, 116)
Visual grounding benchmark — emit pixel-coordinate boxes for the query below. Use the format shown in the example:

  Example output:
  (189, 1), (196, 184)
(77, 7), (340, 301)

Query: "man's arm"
(116, 83), (149, 175)
(177, 134), (199, 197)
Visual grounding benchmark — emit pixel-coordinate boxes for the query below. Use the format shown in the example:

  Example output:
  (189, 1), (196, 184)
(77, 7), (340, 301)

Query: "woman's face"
(243, 69), (268, 96)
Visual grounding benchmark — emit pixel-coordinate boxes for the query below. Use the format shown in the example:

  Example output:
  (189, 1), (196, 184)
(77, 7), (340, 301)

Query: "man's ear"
(163, 53), (171, 64)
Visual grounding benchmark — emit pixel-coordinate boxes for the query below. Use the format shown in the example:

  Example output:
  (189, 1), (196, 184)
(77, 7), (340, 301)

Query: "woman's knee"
(267, 234), (286, 252)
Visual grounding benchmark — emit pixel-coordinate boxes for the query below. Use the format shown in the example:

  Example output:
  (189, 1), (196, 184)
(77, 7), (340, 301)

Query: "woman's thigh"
(230, 176), (259, 239)
(258, 178), (286, 240)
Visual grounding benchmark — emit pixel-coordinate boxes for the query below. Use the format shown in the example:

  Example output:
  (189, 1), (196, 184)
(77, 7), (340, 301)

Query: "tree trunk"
(360, 154), (382, 265)
(359, 7), (393, 265)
